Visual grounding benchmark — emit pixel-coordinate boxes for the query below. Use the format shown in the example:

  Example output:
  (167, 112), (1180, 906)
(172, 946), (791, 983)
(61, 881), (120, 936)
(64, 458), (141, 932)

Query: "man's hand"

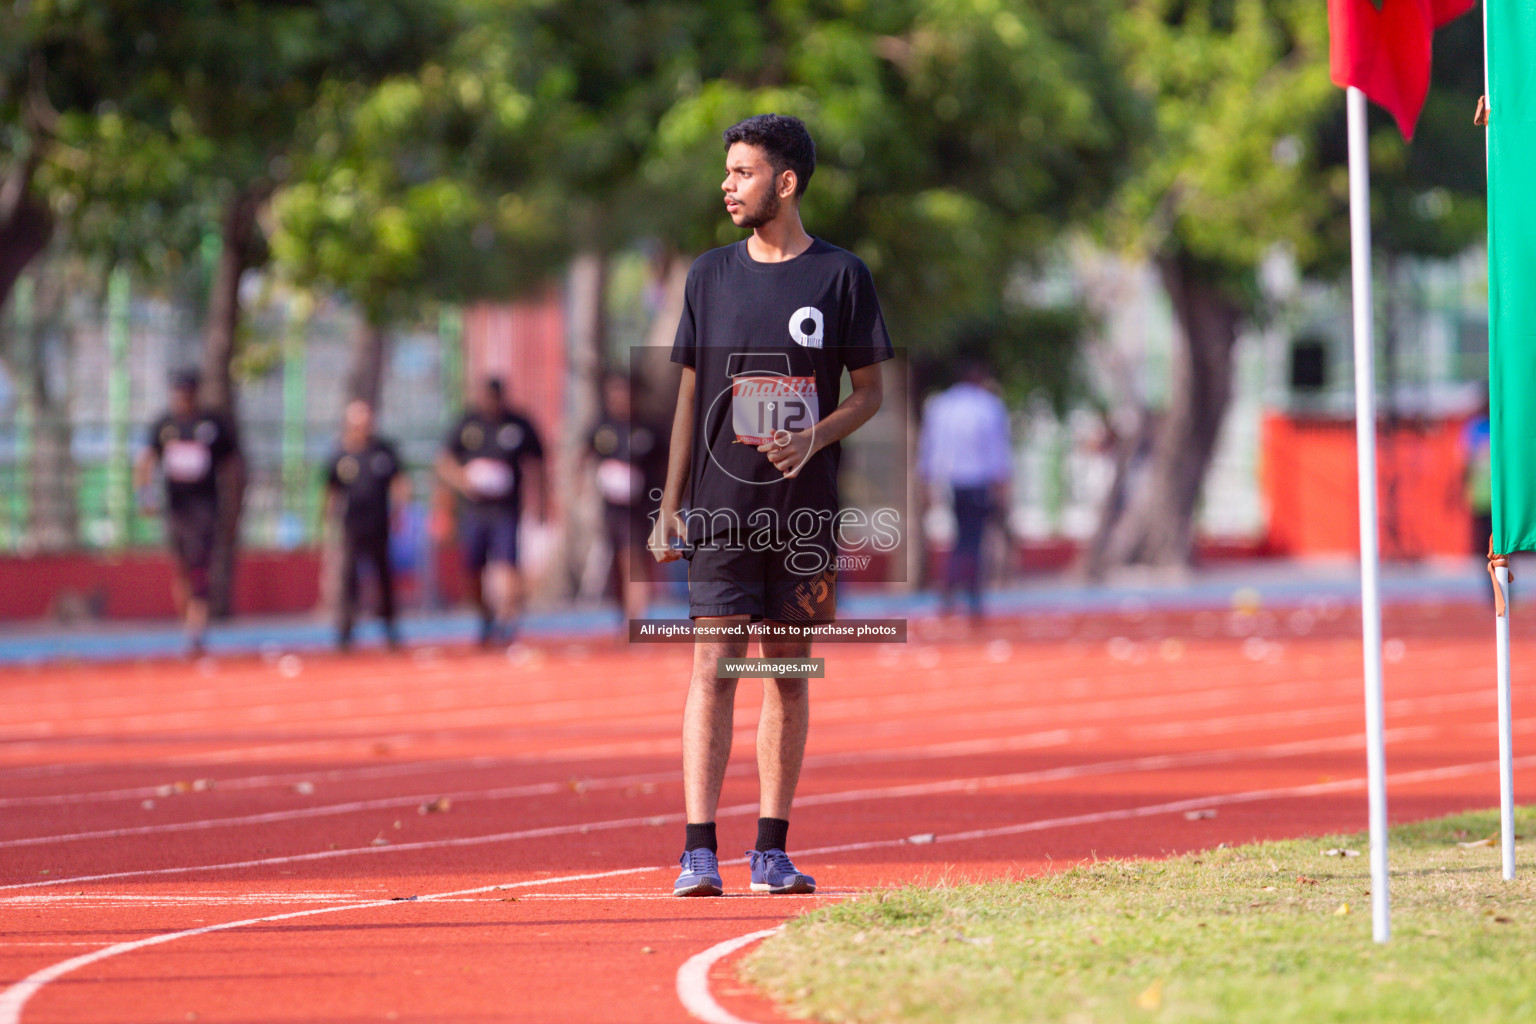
(136, 486), (161, 517)
(649, 506), (686, 563)
(756, 429), (816, 479)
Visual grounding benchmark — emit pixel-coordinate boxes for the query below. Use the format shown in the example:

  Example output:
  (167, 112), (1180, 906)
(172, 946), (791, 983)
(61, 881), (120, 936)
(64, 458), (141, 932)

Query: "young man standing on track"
(325, 400), (410, 652)
(135, 368), (245, 659)
(435, 378), (547, 648)
(651, 114), (892, 897)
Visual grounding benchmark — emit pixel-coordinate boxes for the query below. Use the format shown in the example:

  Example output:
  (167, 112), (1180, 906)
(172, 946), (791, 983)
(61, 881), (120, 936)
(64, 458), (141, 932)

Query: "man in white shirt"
(917, 363), (1013, 619)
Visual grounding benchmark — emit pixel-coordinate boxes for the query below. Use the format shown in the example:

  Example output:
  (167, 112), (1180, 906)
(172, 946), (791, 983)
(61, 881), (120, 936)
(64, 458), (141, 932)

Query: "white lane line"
(0, 652), (1386, 752)
(1, 755), (1526, 1024)
(0, 723), (1456, 891)
(0, 865), (664, 1024)
(676, 928), (783, 1024)
(0, 699), (1470, 849)
(0, 725), (1101, 847)
(786, 727), (1442, 812)
(0, 768), (687, 849)
(0, 811), (687, 894)
(0, 675), (1497, 812)
(0, 756), (514, 809)
(790, 754), (1536, 861)
(0, 725), (1093, 811)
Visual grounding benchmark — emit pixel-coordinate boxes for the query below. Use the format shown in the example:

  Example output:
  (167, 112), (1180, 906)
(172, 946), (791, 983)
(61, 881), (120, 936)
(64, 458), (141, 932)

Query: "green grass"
(742, 808), (1536, 1023)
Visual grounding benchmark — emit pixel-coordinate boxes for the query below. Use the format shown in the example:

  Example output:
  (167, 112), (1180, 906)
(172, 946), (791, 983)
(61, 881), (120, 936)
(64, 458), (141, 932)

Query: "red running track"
(0, 602), (1532, 1023)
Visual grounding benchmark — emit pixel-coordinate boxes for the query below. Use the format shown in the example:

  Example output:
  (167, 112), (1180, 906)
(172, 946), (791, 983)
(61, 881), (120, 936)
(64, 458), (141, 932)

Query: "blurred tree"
(269, 0), (1142, 595)
(637, 0), (1142, 397)
(270, 67), (565, 409)
(1083, 0), (1337, 575)
(5, 0), (451, 607)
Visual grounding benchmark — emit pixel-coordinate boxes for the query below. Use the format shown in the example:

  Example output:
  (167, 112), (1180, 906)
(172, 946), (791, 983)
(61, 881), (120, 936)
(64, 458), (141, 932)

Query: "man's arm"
(760, 362), (884, 478)
(435, 451), (470, 496)
(650, 366), (695, 563)
(133, 446), (160, 514)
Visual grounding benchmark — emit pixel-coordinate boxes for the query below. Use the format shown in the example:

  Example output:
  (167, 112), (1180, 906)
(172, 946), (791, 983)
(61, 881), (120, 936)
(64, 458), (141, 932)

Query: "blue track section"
(0, 560), (1493, 665)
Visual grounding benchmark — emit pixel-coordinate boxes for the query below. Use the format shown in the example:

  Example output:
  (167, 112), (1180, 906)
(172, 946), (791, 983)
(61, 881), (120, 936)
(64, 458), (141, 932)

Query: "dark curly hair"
(723, 114), (816, 197)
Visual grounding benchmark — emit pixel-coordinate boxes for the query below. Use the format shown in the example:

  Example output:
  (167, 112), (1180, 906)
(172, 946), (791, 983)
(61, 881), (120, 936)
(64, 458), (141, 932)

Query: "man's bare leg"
(674, 616), (748, 895)
(484, 562), (523, 643)
(744, 628), (816, 892)
(757, 632), (811, 820)
(682, 616), (749, 823)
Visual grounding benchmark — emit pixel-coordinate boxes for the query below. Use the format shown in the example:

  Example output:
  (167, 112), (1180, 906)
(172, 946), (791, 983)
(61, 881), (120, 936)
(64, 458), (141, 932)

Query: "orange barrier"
(1262, 413), (1473, 559)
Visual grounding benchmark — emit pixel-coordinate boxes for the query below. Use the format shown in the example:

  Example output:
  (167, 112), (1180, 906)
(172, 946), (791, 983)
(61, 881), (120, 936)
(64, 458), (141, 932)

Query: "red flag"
(1329, 0), (1474, 140)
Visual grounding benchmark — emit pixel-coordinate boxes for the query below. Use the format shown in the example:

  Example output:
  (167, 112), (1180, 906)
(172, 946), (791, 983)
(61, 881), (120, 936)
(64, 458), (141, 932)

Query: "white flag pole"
(1484, 0), (1516, 882)
(1496, 565), (1516, 879)
(1346, 85), (1391, 943)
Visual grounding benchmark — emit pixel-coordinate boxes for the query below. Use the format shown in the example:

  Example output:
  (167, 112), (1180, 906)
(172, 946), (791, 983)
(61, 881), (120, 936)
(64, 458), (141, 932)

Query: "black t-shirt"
(147, 411), (240, 511)
(444, 410), (544, 516)
(670, 238), (893, 541)
(326, 437), (403, 537)
(589, 416), (659, 511)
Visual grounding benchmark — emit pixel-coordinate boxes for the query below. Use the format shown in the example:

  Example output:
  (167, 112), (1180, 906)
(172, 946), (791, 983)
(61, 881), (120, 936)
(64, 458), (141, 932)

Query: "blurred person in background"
(1465, 395), (1493, 555)
(434, 378), (547, 648)
(917, 362), (1013, 620)
(589, 372), (660, 627)
(325, 400), (409, 652)
(135, 368), (244, 658)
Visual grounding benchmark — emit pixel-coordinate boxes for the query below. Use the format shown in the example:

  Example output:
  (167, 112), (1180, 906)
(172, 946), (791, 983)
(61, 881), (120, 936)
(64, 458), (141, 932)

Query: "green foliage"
(6, 1), (453, 275)
(266, 0), (1139, 407)
(1310, 11), (1486, 269)
(1109, 0), (1336, 300)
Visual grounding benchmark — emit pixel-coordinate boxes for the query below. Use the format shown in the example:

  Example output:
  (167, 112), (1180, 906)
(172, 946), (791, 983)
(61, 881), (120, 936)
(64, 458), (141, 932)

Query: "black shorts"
(167, 501), (217, 573)
(603, 503), (651, 557)
(461, 508), (519, 571)
(686, 530), (837, 623)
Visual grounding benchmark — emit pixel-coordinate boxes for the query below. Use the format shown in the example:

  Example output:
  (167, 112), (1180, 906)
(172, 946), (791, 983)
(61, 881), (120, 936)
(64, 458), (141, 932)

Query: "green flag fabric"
(1488, 0), (1536, 554)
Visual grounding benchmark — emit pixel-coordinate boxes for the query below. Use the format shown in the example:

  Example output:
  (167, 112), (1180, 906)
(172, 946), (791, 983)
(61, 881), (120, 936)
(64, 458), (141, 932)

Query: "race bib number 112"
(731, 376), (819, 446)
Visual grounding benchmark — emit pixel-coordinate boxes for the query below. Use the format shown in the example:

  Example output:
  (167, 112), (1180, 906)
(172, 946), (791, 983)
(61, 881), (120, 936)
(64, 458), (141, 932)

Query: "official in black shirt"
(652, 114), (892, 897)
(135, 368), (244, 658)
(435, 377), (547, 647)
(325, 400), (409, 651)
(589, 373), (661, 625)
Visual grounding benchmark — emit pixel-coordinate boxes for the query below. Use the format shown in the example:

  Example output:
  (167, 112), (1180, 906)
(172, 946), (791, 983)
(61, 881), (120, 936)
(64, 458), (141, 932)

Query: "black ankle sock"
(685, 822), (717, 854)
(755, 817), (789, 853)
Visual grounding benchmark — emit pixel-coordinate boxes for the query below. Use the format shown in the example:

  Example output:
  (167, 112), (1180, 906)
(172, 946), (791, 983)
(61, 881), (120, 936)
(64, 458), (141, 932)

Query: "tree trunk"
(1086, 251), (1242, 575)
(345, 318), (389, 410)
(19, 269), (77, 553)
(203, 184), (268, 618)
(558, 248), (607, 601)
(0, 193), (52, 316)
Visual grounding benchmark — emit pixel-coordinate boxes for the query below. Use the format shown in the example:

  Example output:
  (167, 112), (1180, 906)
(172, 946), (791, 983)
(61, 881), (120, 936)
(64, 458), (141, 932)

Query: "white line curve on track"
(676, 927), (783, 1024)
(2, 755), (1528, 1024)
(0, 865), (664, 1024)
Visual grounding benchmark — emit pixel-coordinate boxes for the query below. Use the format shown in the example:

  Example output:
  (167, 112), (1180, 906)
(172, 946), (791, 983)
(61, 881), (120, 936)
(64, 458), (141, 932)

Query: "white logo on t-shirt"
(465, 458), (515, 498)
(789, 307), (824, 349)
(163, 440), (212, 483)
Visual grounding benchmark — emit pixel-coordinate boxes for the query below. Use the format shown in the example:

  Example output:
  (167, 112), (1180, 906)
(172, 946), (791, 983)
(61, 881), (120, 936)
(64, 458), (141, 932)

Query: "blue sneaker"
(747, 849), (816, 894)
(673, 848), (723, 897)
